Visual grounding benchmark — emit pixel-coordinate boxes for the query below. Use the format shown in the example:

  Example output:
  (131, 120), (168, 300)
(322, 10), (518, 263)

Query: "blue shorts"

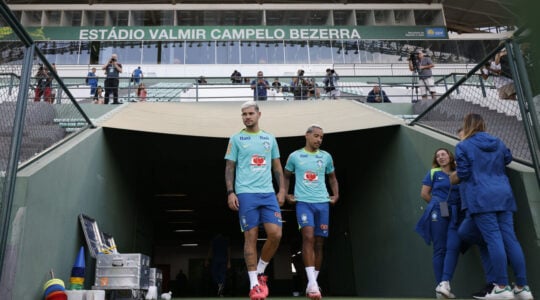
(296, 202), (330, 237)
(237, 193), (282, 232)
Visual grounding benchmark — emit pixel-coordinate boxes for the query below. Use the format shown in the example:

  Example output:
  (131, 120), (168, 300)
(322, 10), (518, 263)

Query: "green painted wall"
(8, 128), (150, 299)
(335, 125), (540, 297)
(5, 122), (539, 299)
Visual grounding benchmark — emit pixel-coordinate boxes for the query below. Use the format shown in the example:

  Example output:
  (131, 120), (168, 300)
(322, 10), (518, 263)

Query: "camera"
(408, 52), (420, 73)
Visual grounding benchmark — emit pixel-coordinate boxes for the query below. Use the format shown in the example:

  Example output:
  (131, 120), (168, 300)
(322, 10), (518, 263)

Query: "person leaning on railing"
(366, 85), (391, 103)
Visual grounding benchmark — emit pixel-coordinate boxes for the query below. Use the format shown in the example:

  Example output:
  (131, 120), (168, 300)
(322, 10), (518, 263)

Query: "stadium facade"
(3, 3), (506, 69)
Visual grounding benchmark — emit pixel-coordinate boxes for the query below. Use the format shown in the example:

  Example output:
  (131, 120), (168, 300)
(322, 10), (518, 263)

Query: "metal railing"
(410, 27), (540, 187)
(11, 73), (492, 104)
(0, 2), (95, 285)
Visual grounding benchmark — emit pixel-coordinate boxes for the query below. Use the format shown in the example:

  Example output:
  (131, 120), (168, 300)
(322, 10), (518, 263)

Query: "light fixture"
(166, 209), (195, 212)
(207, 41), (211, 47)
(230, 41), (234, 46)
(174, 229), (195, 233)
(168, 221), (194, 224)
(181, 243), (198, 247)
(222, 42), (226, 47)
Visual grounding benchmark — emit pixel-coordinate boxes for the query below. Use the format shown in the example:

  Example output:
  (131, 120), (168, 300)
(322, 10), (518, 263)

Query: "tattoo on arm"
(225, 160), (236, 190)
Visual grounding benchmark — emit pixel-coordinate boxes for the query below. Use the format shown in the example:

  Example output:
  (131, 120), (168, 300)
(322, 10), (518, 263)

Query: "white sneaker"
(436, 281), (456, 299)
(436, 291), (456, 298)
(306, 284), (321, 300)
(483, 285), (514, 300)
(514, 285), (534, 300)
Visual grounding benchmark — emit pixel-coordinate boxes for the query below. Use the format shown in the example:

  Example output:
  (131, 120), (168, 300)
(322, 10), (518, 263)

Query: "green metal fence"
(0, 2), (94, 284)
(410, 27), (540, 187)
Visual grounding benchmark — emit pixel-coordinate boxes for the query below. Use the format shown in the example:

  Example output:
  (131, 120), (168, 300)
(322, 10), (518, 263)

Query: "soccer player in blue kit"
(283, 124), (339, 300)
(225, 101), (286, 300)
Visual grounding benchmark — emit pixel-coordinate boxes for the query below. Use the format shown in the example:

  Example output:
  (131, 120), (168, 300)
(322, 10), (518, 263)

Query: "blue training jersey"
(421, 168), (460, 205)
(285, 148), (334, 203)
(225, 129), (280, 194)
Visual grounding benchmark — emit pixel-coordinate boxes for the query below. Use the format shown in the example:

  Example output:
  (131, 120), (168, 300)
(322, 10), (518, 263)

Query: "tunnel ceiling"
(101, 100), (403, 138)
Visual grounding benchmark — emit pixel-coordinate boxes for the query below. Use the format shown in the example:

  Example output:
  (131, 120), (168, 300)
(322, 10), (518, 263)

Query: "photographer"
(250, 70), (269, 101)
(291, 69), (310, 100)
(33, 65), (50, 102)
(323, 68), (340, 99)
(102, 53), (123, 104)
(491, 49), (516, 100)
(409, 50), (435, 100)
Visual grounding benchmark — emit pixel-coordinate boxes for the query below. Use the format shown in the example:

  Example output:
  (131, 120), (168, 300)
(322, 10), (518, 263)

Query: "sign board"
(0, 25), (448, 41)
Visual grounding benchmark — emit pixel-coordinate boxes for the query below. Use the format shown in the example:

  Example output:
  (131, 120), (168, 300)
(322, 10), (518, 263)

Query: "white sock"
(305, 266), (317, 286)
(314, 270), (319, 280)
(256, 259), (269, 274)
(248, 271), (259, 289)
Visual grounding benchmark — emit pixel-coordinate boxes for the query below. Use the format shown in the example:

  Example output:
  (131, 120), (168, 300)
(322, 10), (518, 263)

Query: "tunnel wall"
(328, 125), (540, 297)
(6, 123), (539, 299)
(6, 128), (147, 299)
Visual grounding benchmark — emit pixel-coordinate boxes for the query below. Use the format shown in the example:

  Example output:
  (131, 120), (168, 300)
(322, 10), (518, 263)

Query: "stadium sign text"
(0, 26), (448, 41)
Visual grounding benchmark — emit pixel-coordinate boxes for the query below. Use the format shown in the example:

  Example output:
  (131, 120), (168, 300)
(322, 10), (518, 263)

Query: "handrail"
(409, 42), (507, 124)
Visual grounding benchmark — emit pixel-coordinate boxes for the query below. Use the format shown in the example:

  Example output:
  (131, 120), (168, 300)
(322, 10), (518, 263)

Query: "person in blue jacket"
(451, 113), (533, 300)
(454, 128), (496, 299)
(86, 67), (98, 96)
(415, 148), (461, 299)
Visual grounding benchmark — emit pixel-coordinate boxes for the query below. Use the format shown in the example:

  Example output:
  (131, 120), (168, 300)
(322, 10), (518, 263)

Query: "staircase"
(0, 101), (67, 170)
(413, 98), (531, 163)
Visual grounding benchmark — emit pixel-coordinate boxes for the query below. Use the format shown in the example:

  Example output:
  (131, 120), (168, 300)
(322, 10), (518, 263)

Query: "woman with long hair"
(452, 113), (533, 300)
(416, 148), (462, 298)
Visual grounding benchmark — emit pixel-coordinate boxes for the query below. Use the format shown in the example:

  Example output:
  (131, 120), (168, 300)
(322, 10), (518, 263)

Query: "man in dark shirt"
(366, 85), (391, 103)
(102, 53), (123, 104)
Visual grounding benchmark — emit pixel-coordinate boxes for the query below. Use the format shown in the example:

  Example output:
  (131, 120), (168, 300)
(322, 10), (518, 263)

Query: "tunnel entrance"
(102, 124), (400, 296)
(97, 99), (403, 296)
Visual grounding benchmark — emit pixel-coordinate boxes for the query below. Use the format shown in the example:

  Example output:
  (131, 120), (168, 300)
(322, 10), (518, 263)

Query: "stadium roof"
(5, 0), (518, 34)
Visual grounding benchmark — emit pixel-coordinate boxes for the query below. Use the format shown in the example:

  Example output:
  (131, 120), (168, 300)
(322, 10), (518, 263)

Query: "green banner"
(0, 26), (448, 41)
